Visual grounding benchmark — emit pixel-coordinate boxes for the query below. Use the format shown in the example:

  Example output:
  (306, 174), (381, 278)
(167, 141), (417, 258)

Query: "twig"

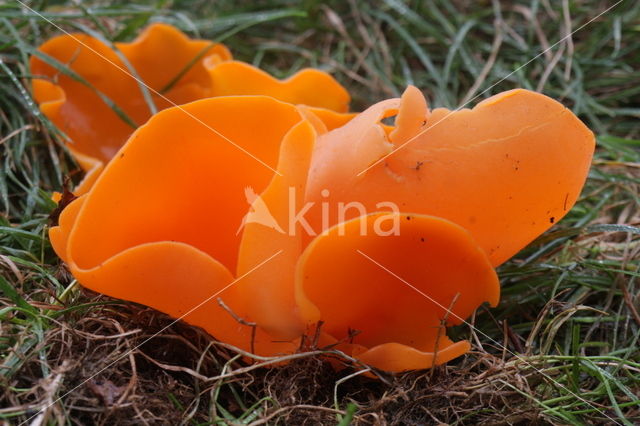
(217, 297), (257, 354)
(431, 292), (460, 378)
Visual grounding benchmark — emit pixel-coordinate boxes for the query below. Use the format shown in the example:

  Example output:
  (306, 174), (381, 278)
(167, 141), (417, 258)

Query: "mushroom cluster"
(35, 24), (595, 372)
(31, 23), (349, 197)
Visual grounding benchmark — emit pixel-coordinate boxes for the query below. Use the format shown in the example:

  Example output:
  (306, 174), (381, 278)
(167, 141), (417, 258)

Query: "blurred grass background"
(0, 0), (639, 424)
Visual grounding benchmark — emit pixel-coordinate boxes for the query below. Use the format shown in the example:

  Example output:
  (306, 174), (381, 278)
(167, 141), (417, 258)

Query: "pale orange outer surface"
(305, 86), (595, 266)
(50, 87), (594, 372)
(31, 23), (350, 196)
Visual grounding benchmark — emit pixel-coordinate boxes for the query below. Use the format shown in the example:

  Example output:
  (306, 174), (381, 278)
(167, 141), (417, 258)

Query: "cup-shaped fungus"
(304, 86), (595, 266)
(50, 94), (502, 372)
(50, 87), (594, 372)
(31, 23), (350, 196)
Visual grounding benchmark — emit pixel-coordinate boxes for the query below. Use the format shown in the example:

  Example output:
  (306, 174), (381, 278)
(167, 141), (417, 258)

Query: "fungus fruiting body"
(305, 86), (595, 266)
(48, 87), (594, 372)
(31, 23), (349, 196)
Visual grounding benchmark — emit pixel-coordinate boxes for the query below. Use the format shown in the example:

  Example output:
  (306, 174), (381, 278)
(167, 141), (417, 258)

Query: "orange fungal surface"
(305, 86), (595, 266)
(50, 86), (594, 372)
(54, 96), (309, 357)
(31, 23), (350, 196)
(295, 212), (499, 372)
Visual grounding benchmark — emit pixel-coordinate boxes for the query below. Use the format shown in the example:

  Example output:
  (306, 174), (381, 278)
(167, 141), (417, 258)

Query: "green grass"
(1, 0), (639, 424)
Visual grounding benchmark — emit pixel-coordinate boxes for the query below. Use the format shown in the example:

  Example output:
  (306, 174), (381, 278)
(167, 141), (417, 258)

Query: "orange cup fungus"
(48, 85), (594, 373)
(306, 86), (595, 267)
(31, 23), (350, 197)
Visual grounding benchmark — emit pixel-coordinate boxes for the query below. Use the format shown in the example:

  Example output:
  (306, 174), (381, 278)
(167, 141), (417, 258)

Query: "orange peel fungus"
(50, 87), (594, 372)
(31, 23), (350, 197)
